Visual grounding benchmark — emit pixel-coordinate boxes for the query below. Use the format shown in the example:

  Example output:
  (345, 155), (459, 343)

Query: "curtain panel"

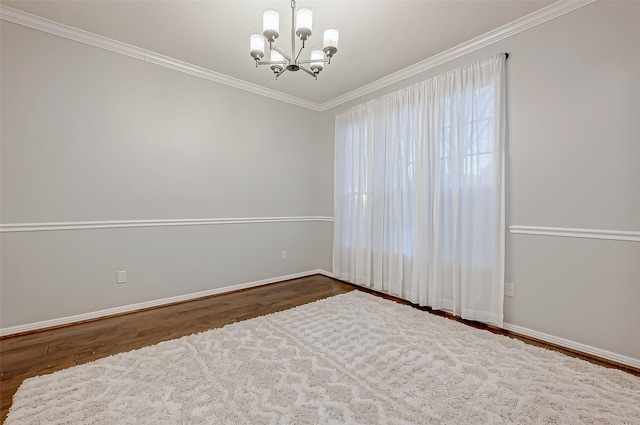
(333, 54), (507, 326)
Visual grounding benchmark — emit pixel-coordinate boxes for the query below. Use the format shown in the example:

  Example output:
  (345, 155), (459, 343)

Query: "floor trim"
(341, 279), (640, 370)
(4, 269), (636, 371)
(501, 322), (640, 370)
(0, 269), (329, 337)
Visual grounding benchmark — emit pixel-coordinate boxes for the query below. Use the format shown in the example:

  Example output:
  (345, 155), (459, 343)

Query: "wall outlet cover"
(505, 282), (515, 297)
(117, 270), (127, 284)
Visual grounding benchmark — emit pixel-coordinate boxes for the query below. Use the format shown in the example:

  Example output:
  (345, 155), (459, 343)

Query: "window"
(333, 54), (506, 325)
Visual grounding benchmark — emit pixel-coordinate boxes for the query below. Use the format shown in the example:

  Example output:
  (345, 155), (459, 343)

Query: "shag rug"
(6, 291), (640, 424)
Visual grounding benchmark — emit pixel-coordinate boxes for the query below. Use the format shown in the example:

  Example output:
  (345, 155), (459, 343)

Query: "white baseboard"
(4, 269), (636, 371)
(317, 269), (337, 279)
(502, 322), (640, 370)
(0, 269), (329, 337)
(331, 277), (640, 370)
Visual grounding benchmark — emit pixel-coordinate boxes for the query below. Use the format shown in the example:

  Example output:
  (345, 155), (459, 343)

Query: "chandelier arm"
(257, 61), (288, 66)
(298, 58), (329, 65)
(294, 43), (305, 63)
(275, 68), (288, 80)
(270, 44), (291, 62)
(298, 65), (317, 78)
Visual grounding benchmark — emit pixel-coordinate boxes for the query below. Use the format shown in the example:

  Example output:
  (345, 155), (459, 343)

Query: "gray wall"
(2, 1), (638, 362)
(0, 21), (333, 329)
(322, 1), (640, 360)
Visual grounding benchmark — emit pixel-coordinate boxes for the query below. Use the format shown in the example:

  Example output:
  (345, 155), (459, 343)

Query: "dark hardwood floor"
(0, 275), (354, 422)
(1, 274), (637, 422)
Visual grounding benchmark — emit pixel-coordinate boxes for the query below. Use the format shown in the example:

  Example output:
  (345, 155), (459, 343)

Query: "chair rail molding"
(509, 225), (640, 242)
(0, 216), (334, 233)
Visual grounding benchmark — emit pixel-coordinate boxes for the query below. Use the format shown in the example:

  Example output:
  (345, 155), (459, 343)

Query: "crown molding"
(0, 5), (323, 112)
(1, 1), (596, 113)
(0, 4), (146, 60)
(317, 0), (597, 112)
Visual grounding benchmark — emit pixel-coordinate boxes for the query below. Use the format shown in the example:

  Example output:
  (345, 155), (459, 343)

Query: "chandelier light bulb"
(270, 50), (284, 73)
(295, 8), (313, 40)
(310, 48), (324, 73)
(249, 32), (265, 60)
(323, 27), (339, 58)
(262, 9), (279, 42)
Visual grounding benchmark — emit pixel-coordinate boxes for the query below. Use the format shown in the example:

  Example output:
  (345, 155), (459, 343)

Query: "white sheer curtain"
(333, 54), (506, 326)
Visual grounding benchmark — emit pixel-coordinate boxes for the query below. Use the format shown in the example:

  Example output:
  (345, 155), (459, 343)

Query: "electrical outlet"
(504, 282), (515, 298)
(117, 270), (127, 284)
(281, 250), (288, 260)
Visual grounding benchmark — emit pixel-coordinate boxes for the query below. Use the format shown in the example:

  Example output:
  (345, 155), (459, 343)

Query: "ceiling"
(2, 0), (555, 104)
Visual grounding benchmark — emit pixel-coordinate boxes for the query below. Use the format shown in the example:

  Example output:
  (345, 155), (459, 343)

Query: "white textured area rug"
(7, 291), (640, 424)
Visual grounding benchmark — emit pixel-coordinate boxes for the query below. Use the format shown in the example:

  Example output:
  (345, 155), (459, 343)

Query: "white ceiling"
(2, 0), (555, 104)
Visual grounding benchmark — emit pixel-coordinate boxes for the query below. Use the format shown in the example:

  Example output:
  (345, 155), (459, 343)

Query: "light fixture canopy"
(249, 0), (339, 80)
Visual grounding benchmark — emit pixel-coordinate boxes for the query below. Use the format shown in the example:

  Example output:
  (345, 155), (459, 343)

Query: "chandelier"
(249, 0), (339, 80)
